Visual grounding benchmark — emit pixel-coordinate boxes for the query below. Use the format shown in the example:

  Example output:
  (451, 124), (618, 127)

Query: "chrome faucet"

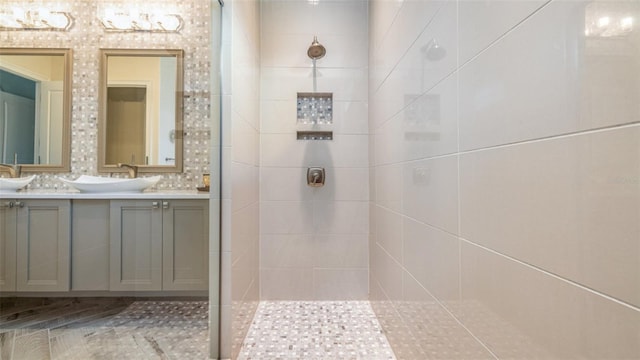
(0, 164), (22, 178)
(117, 163), (139, 178)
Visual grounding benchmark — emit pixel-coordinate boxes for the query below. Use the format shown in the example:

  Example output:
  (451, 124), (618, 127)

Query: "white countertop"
(0, 189), (210, 199)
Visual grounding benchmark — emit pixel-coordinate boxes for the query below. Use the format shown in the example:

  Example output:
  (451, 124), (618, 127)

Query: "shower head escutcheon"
(307, 36), (326, 60)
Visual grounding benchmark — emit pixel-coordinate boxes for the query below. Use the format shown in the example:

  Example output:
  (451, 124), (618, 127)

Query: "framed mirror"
(0, 48), (72, 172)
(98, 49), (183, 174)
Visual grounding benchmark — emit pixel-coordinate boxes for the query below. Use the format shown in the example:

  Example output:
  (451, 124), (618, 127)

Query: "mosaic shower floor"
(237, 301), (397, 360)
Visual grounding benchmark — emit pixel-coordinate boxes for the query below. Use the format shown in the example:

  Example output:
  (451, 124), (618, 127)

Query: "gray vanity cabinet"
(110, 199), (208, 292)
(13, 200), (71, 292)
(162, 200), (209, 291)
(0, 201), (17, 291)
(110, 200), (163, 291)
(71, 200), (110, 291)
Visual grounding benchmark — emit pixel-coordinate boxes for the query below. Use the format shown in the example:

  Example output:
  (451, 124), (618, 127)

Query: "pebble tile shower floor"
(237, 301), (396, 360)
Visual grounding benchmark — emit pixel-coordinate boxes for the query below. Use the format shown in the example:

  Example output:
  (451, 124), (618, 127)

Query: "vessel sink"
(0, 175), (36, 193)
(59, 175), (162, 193)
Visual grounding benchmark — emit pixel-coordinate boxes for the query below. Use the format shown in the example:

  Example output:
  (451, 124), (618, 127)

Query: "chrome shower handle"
(307, 167), (325, 187)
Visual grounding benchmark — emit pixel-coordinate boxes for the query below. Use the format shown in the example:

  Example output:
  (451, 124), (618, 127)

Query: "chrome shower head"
(307, 36), (326, 60)
(421, 38), (446, 61)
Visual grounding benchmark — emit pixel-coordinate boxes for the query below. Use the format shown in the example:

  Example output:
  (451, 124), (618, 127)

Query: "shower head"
(422, 38), (446, 62)
(307, 36), (326, 60)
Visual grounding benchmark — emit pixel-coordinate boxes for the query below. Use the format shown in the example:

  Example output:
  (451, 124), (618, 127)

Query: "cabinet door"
(16, 200), (71, 292)
(162, 200), (209, 290)
(71, 200), (110, 291)
(0, 201), (17, 291)
(110, 200), (162, 291)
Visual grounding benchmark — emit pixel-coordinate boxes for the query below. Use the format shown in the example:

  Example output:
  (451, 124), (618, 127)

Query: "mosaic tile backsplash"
(0, 0), (213, 190)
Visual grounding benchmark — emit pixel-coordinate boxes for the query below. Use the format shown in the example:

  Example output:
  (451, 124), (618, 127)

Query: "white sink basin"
(0, 175), (36, 193)
(59, 175), (162, 193)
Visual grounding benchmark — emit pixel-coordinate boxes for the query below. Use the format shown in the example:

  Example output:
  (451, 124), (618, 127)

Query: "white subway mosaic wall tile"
(0, 0), (212, 190)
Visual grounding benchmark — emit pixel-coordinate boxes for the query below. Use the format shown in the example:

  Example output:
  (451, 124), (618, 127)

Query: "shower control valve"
(307, 167), (325, 187)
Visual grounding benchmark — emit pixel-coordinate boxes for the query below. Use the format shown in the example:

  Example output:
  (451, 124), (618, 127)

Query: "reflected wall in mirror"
(99, 49), (183, 174)
(0, 48), (71, 172)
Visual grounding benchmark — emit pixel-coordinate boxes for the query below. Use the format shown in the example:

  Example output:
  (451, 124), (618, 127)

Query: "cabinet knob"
(162, 201), (170, 209)
(1, 201), (14, 208)
(15, 201), (24, 208)
(152, 201), (160, 209)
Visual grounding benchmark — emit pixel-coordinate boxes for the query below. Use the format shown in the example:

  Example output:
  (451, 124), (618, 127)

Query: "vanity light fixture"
(99, 9), (184, 33)
(0, 6), (74, 31)
(586, 15), (635, 37)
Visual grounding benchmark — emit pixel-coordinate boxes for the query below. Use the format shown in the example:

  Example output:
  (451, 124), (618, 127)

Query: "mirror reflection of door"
(105, 86), (146, 165)
(105, 55), (177, 167)
(0, 70), (35, 164)
(0, 54), (66, 166)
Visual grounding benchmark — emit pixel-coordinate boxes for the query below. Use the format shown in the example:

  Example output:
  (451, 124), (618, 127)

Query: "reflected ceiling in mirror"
(0, 48), (71, 172)
(98, 49), (183, 174)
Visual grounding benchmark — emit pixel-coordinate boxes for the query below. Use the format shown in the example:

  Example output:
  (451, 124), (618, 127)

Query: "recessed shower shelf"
(297, 131), (333, 140)
(297, 92), (333, 125)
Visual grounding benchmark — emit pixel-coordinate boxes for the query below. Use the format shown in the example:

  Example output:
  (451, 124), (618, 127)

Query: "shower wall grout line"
(460, 238), (640, 313)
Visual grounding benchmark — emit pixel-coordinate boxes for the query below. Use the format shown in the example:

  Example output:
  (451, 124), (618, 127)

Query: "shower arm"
(312, 59), (318, 92)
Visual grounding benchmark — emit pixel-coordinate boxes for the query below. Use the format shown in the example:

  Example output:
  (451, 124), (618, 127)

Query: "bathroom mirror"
(0, 48), (72, 172)
(98, 49), (183, 174)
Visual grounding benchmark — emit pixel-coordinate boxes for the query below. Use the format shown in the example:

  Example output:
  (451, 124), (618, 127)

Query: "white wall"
(219, 0), (261, 359)
(259, 0), (369, 300)
(369, 0), (640, 358)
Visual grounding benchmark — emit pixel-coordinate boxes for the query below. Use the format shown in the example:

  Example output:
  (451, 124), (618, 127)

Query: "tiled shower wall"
(219, 0), (261, 359)
(369, 0), (640, 358)
(259, 0), (369, 300)
(1, 0), (212, 189)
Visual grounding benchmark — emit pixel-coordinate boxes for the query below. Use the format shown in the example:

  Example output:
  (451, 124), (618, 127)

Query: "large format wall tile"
(260, 234), (315, 269)
(402, 155), (459, 234)
(260, 1), (369, 300)
(459, 0), (640, 150)
(231, 162), (259, 211)
(370, 0), (446, 91)
(261, 134), (369, 168)
(374, 205), (403, 263)
(225, 1), (261, 358)
(261, 0), (368, 37)
(401, 272), (494, 360)
(313, 234), (369, 268)
(260, 268), (314, 300)
(460, 126), (640, 306)
(373, 72), (458, 165)
(313, 268), (369, 300)
(371, 243), (404, 302)
(374, 163), (403, 213)
(261, 33), (368, 69)
(458, 0), (549, 64)
(403, 218), (460, 306)
(260, 201), (314, 235)
(261, 67), (368, 102)
(370, 0), (639, 358)
(461, 242), (640, 359)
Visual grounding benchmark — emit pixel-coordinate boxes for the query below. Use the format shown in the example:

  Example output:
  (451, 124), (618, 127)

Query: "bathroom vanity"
(0, 47), (208, 297)
(0, 191), (209, 295)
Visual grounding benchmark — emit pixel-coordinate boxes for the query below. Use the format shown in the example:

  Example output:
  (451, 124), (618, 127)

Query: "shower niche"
(296, 92), (333, 140)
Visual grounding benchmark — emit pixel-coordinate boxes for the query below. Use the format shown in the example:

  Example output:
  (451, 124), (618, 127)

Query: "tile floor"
(237, 301), (397, 360)
(0, 297), (209, 360)
(1, 298), (397, 360)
